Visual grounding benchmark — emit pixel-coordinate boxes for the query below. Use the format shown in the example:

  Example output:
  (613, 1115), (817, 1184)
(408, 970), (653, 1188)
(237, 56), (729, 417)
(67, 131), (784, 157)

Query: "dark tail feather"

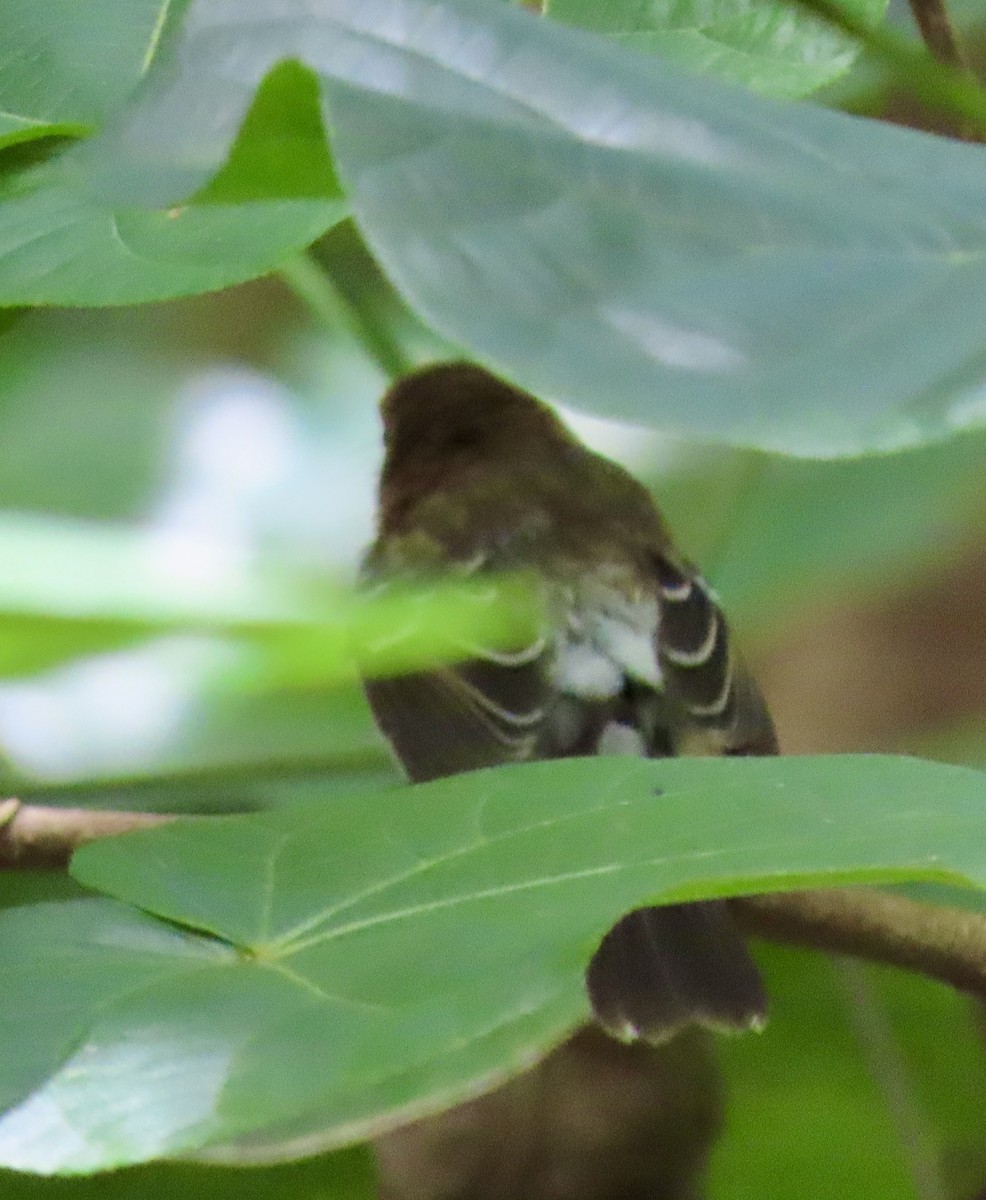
(585, 901), (767, 1043)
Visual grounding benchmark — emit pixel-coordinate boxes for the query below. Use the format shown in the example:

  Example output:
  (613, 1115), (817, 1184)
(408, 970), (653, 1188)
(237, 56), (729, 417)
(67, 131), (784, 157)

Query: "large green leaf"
(0, 44), (344, 304)
(0, 754), (983, 1171)
(548, 0), (887, 98)
(0, 899), (232, 1125)
(79, 0), (986, 453)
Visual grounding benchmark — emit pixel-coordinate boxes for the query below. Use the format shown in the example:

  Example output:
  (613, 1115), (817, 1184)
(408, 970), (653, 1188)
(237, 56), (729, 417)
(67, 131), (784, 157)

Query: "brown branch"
(4, 799), (986, 1005)
(907, 0), (969, 68)
(731, 888), (986, 998)
(0, 798), (174, 871)
(791, 0), (986, 141)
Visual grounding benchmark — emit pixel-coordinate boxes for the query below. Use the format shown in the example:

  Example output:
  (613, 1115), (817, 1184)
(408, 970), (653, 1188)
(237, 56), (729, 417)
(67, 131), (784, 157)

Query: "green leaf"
(195, 59), (341, 204)
(0, 3), (347, 299)
(0, 513), (538, 678)
(548, 0), (888, 98)
(0, 872), (90, 910)
(0, 0), (178, 147)
(0, 514), (298, 627)
(79, 0), (986, 453)
(0, 1145), (374, 1199)
(0, 899), (233, 1125)
(0, 153), (344, 306)
(0, 754), (982, 1170)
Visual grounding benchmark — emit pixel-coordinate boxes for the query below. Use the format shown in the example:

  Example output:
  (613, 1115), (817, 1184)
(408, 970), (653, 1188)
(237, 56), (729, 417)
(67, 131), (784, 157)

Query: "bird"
(360, 361), (777, 1043)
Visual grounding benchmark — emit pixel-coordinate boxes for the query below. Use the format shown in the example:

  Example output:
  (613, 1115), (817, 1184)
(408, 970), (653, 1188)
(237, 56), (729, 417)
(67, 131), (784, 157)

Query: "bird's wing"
(362, 642), (552, 783)
(651, 554), (778, 756)
(360, 551), (554, 784)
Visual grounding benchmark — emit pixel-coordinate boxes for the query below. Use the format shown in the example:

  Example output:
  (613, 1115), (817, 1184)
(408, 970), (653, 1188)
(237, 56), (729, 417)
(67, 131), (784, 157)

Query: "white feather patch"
(550, 590), (662, 698)
(597, 722), (648, 756)
(550, 640), (624, 697)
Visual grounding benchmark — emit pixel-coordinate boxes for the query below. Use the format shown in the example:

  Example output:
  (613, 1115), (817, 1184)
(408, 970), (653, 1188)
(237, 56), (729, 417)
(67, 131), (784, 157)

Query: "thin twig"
(794, 0), (986, 140)
(907, 0), (969, 69)
(0, 799), (174, 870)
(278, 251), (410, 381)
(834, 958), (947, 1200)
(732, 888), (986, 1001)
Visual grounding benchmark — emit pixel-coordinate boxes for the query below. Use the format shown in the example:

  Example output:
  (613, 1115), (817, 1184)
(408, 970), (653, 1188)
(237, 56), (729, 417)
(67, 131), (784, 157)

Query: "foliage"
(1, 0), (986, 1196)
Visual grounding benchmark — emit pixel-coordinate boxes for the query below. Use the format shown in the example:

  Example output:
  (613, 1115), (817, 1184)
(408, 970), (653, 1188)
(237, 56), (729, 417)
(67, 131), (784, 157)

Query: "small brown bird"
(362, 362), (777, 1043)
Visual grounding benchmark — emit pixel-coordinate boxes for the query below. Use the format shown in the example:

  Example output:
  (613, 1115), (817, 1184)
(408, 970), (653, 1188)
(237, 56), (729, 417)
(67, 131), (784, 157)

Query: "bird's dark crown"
(380, 362), (571, 464)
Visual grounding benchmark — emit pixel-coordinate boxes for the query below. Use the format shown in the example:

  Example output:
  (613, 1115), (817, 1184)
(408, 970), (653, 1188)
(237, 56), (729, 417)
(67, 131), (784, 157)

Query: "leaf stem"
(278, 251), (410, 381)
(907, 0), (969, 69)
(833, 958), (948, 1200)
(795, 0), (986, 140)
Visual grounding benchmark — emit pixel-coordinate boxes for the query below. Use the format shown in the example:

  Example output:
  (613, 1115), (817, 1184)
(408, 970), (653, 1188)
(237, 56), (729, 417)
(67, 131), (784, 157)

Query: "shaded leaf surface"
(81, 0), (986, 452)
(0, 0), (174, 146)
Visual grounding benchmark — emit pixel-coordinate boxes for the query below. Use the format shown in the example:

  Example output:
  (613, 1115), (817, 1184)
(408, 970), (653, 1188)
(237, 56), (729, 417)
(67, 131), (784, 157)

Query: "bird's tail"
(585, 901), (767, 1043)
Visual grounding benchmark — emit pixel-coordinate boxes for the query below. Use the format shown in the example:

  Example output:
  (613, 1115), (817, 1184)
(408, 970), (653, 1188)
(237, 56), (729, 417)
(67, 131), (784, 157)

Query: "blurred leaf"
(0, 310), (183, 519)
(0, 754), (982, 1169)
(0, 614), (154, 679)
(1, 681), (397, 808)
(0, 1144), (374, 1198)
(80, 0), (986, 454)
(0, 0), (180, 147)
(655, 428), (986, 631)
(548, 0), (888, 98)
(0, 513), (298, 626)
(712, 945), (986, 1199)
(255, 573), (543, 686)
(0, 529), (537, 791)
(0, 515), (539, 678)
(0, 153), (344, 306)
